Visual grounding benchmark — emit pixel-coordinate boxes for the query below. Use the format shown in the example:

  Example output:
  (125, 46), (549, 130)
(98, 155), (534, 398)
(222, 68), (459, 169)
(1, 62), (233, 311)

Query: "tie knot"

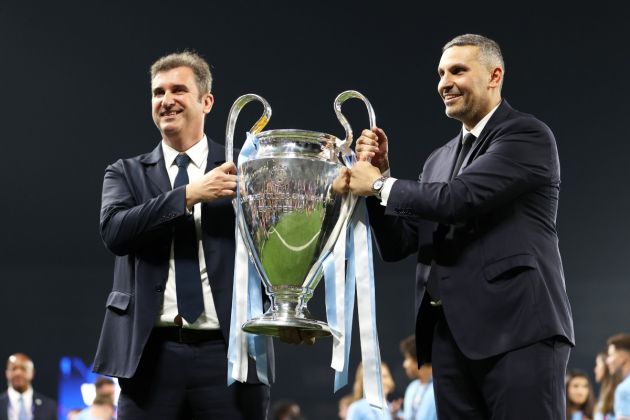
(175, 154), (190, 169)
(462, 133), (476, 145)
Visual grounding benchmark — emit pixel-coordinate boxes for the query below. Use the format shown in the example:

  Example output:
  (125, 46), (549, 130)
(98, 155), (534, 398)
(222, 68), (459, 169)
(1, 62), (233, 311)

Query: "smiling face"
(151, 66), (214, 150)
(437, 45), (502, 130)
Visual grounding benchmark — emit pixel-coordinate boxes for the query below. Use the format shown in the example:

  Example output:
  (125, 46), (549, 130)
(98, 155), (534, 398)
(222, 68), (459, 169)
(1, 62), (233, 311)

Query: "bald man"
(0, 353), (57, 420)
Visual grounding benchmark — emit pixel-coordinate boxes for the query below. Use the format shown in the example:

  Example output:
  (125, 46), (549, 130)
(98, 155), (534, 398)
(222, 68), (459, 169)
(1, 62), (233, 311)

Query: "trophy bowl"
(226, 92), (375, 337)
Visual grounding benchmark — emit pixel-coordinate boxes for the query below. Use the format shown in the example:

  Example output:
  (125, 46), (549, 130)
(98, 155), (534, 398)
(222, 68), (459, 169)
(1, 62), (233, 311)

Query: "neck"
(164, 133), (203, 153)
(622, 363), (630, 378)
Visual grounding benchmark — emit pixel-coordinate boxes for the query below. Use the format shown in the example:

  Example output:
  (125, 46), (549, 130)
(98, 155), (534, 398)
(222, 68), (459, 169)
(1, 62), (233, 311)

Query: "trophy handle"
(225, 94), (272, 162)
(333, 90), (376, 165)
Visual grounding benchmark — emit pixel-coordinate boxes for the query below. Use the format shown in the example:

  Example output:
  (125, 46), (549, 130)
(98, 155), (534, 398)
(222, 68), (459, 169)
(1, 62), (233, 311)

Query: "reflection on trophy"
(226, 91), (375, 338)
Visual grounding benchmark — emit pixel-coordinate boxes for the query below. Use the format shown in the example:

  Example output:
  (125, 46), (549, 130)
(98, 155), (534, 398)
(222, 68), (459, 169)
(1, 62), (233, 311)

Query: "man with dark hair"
(399, 335), (435, 420)
(346, 33), (574, 418)
(0, 353), (57, 420)
(92, 51), (273, 419)
(606, 333), (630, 420)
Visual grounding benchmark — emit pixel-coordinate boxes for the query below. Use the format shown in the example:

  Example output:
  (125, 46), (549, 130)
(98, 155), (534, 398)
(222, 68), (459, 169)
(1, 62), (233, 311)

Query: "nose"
(162, 90), (175, 107)
(438, 74), (452, 95)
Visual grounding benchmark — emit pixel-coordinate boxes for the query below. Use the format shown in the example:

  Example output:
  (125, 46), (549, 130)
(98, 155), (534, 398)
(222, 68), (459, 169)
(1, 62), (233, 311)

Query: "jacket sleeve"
(99, 160), (187, 256)
(366, 196), (419, 262)
(386, 117), (557, 225)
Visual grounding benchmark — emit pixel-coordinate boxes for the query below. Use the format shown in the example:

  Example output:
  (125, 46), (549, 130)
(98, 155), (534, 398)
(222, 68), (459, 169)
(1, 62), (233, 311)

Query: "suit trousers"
(117, 331), (269, 420)
(431, 309), (570, 420)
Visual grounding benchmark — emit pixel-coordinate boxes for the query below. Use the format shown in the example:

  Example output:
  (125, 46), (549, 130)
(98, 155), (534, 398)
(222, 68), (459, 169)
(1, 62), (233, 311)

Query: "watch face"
(373, 180), (384, 190)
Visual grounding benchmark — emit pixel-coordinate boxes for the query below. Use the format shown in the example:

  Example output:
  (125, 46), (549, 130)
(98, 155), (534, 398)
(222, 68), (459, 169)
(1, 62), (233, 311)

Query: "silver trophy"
(226, 91), (375, 338)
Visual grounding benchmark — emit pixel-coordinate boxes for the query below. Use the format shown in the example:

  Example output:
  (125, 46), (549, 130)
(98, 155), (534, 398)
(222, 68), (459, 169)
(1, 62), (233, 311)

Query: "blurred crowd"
(3, 331), (630, 419)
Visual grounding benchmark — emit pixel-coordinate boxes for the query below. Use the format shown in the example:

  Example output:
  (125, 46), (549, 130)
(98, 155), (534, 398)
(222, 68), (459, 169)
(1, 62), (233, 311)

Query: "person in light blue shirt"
(346, 362), (399, 420)
(607, 333), (630, 420)
(566, 369), (595, 420)
(399, 335), (436, 420)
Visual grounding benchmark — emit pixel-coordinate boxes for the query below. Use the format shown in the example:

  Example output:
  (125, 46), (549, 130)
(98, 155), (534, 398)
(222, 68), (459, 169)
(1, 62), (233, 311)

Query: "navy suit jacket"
(367, 100), (574, 363)
(0, 391), (57, 420)
(92, 137), (273, 383)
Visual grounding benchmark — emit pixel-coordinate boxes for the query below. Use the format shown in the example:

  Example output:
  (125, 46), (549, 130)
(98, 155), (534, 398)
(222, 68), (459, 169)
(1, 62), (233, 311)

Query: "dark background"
(1, 2), (628, 418)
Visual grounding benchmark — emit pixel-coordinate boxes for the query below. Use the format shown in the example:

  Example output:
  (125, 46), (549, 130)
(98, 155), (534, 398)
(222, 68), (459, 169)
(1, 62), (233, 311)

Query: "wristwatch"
(371, 176), (389, 200)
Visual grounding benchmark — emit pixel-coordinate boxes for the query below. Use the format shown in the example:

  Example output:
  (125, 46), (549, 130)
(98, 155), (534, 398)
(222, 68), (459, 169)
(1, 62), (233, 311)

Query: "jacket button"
(155, 285), (164, 292)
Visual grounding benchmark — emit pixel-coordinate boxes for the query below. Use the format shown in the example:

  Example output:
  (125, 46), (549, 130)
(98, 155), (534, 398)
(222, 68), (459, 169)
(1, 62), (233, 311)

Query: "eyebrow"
(152, 84), (189, 94)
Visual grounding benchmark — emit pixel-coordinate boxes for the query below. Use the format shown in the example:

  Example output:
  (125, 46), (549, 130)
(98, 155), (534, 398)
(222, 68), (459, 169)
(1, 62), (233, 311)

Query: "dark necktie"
(451, 132), (476, 179)
(173, 154), (204, 324)
(426, 132), (477, 304)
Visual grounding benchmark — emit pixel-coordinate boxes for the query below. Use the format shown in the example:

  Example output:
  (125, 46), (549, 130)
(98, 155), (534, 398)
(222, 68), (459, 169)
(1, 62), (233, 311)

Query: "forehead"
(570, 376), (588, 385)
(7, 356), (33, 370)
(151, 66), (197, 88)
(438, 45), (481, 70)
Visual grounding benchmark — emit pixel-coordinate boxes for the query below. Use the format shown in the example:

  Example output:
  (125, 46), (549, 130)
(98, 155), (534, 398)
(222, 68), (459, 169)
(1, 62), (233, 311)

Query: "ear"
(202, 93), (215, 114)
(489, 67), (503, 88)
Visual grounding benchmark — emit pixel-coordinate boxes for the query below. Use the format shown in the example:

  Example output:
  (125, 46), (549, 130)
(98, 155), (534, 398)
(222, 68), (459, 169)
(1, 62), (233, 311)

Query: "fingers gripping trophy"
(226, 91), (386, 409)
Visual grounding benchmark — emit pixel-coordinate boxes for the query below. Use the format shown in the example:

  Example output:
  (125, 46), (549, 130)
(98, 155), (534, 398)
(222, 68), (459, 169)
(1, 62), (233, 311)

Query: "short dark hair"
(443, 33), (505, 81)
(608, 333), (630, 352)
(399, 335), (416, 359)
(150, 50), (213, 97)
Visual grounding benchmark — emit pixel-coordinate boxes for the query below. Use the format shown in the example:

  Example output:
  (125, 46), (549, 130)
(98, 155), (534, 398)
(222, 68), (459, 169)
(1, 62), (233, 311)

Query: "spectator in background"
(75, 377), (118, 420)
(399, 335), (436, 420)
(67, 408), (83, 420)
(606, 333), (630, 420)
(269, 399), (303, 420)
(594, 351), (620, 420)
(93, 378), (115, 402)
(75, 395), (115, 420)
(0, 353), (57, 420)
(566, 368), (594, 420)
(338, 394), (353, 420)
(346, 362), (400, 420)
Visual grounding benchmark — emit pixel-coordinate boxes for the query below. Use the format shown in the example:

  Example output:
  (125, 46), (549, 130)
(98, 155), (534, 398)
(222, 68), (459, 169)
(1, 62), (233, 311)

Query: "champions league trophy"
(225, 90), (375, 338)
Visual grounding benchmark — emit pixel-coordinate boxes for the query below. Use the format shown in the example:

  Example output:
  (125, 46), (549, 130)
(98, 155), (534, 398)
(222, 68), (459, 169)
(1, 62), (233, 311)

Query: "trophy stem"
(242, 285), (331, 338)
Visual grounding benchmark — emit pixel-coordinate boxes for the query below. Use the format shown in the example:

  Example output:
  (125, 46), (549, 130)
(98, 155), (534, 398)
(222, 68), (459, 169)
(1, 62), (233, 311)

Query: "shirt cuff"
(379, 177), (397, 206)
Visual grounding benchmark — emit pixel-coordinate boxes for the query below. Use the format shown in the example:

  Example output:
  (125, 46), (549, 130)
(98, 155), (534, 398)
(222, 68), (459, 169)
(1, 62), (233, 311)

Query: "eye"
(153, 89), (164, 98)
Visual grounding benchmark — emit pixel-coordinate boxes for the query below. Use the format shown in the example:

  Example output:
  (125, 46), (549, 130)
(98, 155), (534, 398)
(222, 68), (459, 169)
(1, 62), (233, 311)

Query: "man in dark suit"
(1, 353), (57, 420)
(345, 34), (574, 419)
(92, 51), (272, 419)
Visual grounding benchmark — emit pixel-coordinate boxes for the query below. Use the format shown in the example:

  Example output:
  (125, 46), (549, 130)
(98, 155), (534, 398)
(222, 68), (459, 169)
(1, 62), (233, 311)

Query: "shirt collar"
(462, 102), (501, 139)
(161, 135), (208, 169)
(7, 386), (33, 403)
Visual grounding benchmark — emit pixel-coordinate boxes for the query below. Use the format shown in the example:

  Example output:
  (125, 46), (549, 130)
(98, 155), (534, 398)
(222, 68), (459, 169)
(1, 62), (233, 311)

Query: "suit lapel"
(141, 142), (171, 194)
(431, 135), (461, 182)
(467, 100), (513, 164)
(206, 137), (227, 173)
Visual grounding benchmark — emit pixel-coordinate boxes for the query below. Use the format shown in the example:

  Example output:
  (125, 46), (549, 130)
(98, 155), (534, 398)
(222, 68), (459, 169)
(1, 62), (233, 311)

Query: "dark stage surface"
(1, 2), (628, 418)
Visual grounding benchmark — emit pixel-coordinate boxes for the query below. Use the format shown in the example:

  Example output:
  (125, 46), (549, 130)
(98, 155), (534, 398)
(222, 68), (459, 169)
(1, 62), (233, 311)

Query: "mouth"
(160, 109), (183, 118)
(443, 94), (462, 106)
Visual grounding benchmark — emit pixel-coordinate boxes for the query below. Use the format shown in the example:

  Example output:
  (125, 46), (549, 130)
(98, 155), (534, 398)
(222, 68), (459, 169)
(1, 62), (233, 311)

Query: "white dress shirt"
(7, 387), (33, 420)
(156, 136), (220, 330)
(379, 102), (501, 205)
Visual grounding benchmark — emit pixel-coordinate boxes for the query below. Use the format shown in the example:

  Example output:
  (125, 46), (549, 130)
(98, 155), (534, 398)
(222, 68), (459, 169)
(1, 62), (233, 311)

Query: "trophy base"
(242, 315), (331, 338)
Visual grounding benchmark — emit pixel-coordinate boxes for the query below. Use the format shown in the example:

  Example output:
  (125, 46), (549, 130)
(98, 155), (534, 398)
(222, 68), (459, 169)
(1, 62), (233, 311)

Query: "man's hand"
(349, 161), (382, 196)
(332, 167), (351, 195)
(356, 127), (389, 173)
(278, 328), (317, 346)
(186, 161), (237, 208)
